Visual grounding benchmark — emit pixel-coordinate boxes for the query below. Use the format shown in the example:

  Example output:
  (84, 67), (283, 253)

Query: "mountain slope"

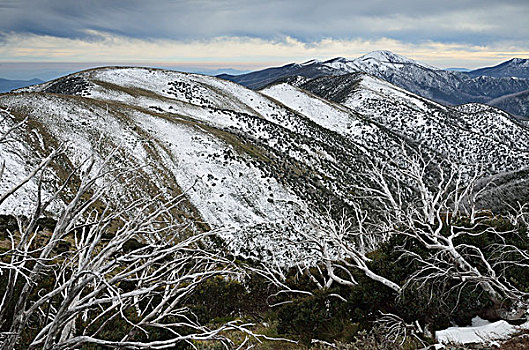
(288, 73), (529, 173)
(3, 66), (529, 259)
(487, 89), (529, 118)
(466, 58), (529, 79)
(2, 67), (426, 257)
(217, 62), (335, 90)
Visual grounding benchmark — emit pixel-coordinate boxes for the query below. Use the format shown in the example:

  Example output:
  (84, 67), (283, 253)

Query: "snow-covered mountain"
(2, 66), (529, 257)
(219, 51), (529, 117)
(264, 73), (529, 174)
(217, 61), (336, 90)
(323, 50), (437, 74)
(1, 67), (420, 257)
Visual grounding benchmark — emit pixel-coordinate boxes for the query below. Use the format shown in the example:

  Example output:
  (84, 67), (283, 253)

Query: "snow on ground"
(184, 71), (308, 133)
(89, 85), (247, 131)
(0, 94), (133, 163)
(261, 83), (378, 141)
(92, 68), (251, 113)
(0, 130), (40, 216)
(129, 108), (301, 229)
(436, 316), (529, 345)
(86, 70), (337, 169)
(455, 103), (529, 150)
(0, 95), (153, 216)
(323, 50), (438, 75)
(91, 68), (301, 131)
(348, 74), (436, 112)
(6, 66), (529, 237)
(0, 91), (303, 231)
(85, 67), (333, 149)
(341, 75), (437, 134)
(358, 50), (431, 67)
(87, 68), (364, 173)
(336, 74), (529, 174)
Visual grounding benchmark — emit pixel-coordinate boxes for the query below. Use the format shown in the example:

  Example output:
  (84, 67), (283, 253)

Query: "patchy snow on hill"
(0, 93), (304, 231)
(261, 83), (377, 140)
(298, 73), (529, 174)
(2, 68), (376, 248)
(5, 65), (529, 261)
(128, 108), (301, 229)
(220, 50), (529, 117)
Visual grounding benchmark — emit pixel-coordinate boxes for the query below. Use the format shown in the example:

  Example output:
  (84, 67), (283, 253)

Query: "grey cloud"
(0, 0), (527, 46)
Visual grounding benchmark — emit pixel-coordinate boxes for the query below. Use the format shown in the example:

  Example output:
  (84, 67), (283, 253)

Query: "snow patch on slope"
(436, 317), (529, 345)
(261, 83), (376, 140)
(129, 110), (301, 229)
(88, 68), (313, 136)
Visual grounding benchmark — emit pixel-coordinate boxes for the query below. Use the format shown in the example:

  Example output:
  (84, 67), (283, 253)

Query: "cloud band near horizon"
(0, 0), (528, 70)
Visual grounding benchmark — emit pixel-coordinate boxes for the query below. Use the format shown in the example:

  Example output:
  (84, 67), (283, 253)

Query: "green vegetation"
(3, 210), (529, 349)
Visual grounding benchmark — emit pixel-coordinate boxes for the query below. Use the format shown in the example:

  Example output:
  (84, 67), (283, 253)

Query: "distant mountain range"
(466, 58), (529, 78)
(0, 78), (44, 93)
(218, 50), (529, 117)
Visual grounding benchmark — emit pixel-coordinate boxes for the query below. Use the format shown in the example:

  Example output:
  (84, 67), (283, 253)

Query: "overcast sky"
(1, 0), (528, 79)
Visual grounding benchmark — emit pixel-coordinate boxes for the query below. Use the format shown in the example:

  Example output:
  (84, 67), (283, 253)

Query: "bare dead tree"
(251, 145), (529, 347)
(243, 202), (401, 308)
(374, 312), (427, 347)
(359, 148), (529, 319)
(289, 205), (400, 294)
(0, 115), (290, 349)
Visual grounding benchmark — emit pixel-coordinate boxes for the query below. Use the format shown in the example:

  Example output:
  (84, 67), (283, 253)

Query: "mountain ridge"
(3, 66), (529, 256)
(3, 67), (417, 250)
(466, 57), (529, 78)
(218, 51), (529, 117)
